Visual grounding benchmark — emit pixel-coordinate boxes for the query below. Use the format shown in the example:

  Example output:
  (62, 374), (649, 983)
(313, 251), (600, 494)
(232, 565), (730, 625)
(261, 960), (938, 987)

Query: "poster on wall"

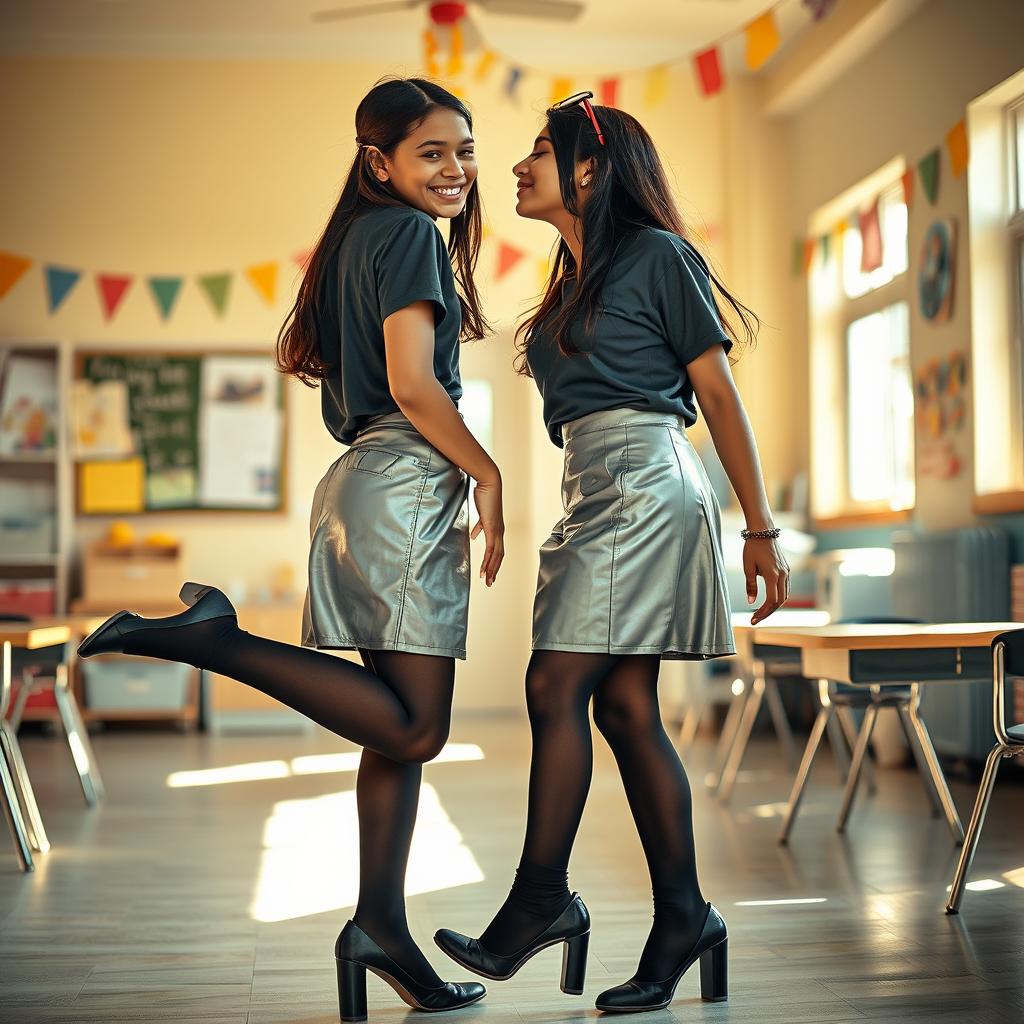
(914, 350), (967, 478)
(918, 218), (956, 323)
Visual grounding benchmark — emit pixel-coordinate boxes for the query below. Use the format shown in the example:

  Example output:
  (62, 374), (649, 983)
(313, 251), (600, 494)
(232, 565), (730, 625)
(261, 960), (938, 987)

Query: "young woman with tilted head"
(433, 92), (789, 1015)
(79, 77), (504, 1021)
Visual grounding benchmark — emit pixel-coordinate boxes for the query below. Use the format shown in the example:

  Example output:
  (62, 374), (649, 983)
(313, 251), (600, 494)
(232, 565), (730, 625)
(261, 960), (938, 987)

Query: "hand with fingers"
(743, 536), (790, 625)
(471, 472), (505, 587)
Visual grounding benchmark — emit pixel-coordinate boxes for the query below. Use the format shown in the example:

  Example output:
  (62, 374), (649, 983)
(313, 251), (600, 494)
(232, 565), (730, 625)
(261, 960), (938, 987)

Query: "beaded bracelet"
(741, 527), (781, 540)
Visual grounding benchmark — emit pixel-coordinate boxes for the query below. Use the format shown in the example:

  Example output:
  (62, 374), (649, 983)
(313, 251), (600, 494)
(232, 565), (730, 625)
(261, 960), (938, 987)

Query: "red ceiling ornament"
(429, 3), (467, 25)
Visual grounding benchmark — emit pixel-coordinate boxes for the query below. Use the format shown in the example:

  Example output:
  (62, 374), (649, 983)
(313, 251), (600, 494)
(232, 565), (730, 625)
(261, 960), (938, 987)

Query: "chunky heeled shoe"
(434, 893), (590, 994)
(77, 582), (236, 659)
(335, 920), (486, 1022)
(594, 902), (727, 1013)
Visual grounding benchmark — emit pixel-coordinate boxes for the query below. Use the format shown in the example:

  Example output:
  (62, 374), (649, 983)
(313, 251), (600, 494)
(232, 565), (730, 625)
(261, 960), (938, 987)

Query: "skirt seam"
(608, 426), (628, 648)
(392, 450), (432, 648)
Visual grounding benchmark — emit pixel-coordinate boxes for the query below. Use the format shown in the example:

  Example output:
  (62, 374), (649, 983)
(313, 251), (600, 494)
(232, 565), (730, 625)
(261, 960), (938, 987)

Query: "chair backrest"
(837, 616), (923, 626)
(993, 628), (1024, 679)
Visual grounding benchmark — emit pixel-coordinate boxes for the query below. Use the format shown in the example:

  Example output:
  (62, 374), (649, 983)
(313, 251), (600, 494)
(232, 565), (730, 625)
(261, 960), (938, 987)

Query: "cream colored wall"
(0, 54), (726, 709)
(775, 0), (1024, 530)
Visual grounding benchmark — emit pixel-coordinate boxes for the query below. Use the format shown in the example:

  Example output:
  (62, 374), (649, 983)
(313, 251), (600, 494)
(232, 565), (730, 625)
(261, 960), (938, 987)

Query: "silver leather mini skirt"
(532, 408), (735, 660)
(302, 411), (471, 659)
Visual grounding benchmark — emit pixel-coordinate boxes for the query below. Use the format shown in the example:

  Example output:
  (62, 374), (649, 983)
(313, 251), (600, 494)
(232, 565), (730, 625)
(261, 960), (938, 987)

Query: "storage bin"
(0, 514), (55, 557)
(81, 542), (183, 607)
(82, 657), (191, 711)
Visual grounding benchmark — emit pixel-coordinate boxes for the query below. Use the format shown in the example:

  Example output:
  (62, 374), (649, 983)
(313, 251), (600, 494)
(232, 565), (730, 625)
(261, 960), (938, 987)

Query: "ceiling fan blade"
(312, 0), (423, 23)
(476, 0), (585, 20)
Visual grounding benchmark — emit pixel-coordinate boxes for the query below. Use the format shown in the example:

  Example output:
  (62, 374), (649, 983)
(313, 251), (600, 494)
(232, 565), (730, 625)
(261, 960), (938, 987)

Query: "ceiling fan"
(311, 1), (585, 24)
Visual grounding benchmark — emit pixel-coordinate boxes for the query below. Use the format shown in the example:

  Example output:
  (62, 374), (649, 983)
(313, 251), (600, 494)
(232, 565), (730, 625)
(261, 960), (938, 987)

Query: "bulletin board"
(72, 350), (287, 515)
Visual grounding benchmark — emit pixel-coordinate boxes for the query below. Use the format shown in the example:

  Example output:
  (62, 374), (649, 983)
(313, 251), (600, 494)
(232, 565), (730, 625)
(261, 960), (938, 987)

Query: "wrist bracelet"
(741, 527), (781, 540)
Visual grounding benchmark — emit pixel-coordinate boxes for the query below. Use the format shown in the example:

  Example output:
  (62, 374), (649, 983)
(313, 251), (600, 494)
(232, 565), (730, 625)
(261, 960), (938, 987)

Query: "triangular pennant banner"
(599, 78), (619, 108)
(496, 242), (525, 280)
(820, 233), (830, 264)
(148, 276), (183, 321)
(474, 50), (497, 82)
(97, 274), (133, 321)
(294, 248), (313, 270)
(901, 168), (915, 209)
(447, 21), (464, 76)
(946, 120), (969, 178)
(0, 251), (32, 300)
(45, 265), (81, 314)
(550, 76), (573, 107)
(693, 47), (723, 97)
(198, 272), (232, 317)
(745, 11), (780, 71)
(506, 67), (523, 100)
(918, 149), (940, 205)
(802, 239), (816, 274)
(645, 65), (670, 107)
(792, 238), (804, 276)
(245, 262), (278, 305)
(858, 200), (883, 273)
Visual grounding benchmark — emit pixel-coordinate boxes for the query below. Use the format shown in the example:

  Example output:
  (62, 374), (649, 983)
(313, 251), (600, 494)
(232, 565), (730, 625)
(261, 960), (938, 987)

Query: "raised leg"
(946, 744), (1006, 913)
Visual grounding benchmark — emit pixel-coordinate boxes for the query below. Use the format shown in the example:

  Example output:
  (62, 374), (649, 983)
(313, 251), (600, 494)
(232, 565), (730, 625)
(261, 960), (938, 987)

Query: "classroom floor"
(2, 712), (1023, 1024)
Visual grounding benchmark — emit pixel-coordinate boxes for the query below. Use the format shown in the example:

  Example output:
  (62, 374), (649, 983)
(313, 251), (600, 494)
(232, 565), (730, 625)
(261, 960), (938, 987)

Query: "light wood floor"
(2, 712), (1023, 1024)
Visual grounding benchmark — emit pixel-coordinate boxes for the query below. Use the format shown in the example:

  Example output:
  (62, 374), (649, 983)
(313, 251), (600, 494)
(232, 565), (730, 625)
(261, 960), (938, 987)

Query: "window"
(808, 158), (914, 523)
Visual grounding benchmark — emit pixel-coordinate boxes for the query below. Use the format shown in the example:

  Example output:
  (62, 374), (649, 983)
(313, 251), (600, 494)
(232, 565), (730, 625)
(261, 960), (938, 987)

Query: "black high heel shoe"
(77, 582), (236, 659)
(594, 902), (727, 1013)
(335, 920), (486, 1022)
(433, 893), (590, 994)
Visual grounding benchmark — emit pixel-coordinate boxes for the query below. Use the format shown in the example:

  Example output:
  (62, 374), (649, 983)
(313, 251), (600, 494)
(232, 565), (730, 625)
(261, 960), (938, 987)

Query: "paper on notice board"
(71, 378), (135, 458)
(80, 457), (145, 514)
(199, 405), (281, 508)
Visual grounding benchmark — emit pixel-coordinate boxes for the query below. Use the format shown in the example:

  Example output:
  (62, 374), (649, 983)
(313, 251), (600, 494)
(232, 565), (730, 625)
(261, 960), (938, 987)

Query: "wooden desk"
(730, 621), (1020, 846)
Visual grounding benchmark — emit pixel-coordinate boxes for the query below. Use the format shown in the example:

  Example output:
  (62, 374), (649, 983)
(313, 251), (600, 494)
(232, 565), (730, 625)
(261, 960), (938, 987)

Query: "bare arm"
(687, 344), (790, 623)
(383, 301), (504, 586)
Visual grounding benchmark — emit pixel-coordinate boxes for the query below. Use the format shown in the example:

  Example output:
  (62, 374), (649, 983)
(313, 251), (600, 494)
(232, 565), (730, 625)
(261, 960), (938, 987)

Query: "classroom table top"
(0, 623), (73, 650)
(733, 621), (1023, 650)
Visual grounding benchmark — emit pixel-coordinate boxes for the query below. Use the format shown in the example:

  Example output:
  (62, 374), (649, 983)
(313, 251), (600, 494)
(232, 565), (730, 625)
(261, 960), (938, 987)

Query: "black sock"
(478, 859), (573, 956)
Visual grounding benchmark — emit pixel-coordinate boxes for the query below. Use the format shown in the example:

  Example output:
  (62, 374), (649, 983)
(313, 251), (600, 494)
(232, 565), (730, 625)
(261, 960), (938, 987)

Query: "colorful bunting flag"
(550, 77), (573, 107)
(45, 265), (81, 314)
(745, 11), (780, 71)
(820, 233), (830, 264)
(97, 273), (133, 321)
(496, 241), (525, 280)
(858, 199), (882, 273)
(198, 272), (232, 317)
(447, 21), (464, 76)
(423, 28), (440, 77)
(294, 249), (313, 270)
(918, 149), (940, 205)
(946, 119), (969, 178)
(148, 276), (183, 321)
(0, 251), (31, 299)
(645, 65), (670, 107)
(901, 168), (915, 209)
(694, 47), (723, 97)
(474, 50), (497, 82)
(802, 239), (816, 274)
(245, 262), (278, 305)
(599, 78), (619, 108)
(792, 238), (804, 276)
(506, 67), (523, 101)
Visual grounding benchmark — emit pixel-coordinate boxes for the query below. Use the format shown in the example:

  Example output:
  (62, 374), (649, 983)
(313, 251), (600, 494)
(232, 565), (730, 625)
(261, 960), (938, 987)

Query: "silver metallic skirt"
(302, 412), (471, 659)
(532, 408), (736, 660)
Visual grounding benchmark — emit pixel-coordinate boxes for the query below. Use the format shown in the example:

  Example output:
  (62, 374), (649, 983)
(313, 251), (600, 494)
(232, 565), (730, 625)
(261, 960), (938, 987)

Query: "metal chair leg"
(826, 711), (851, 779)
(0, 736), (33, 871)
(705, 682), (748, 792)
(53, 661), (104, 806)
(836, 704), (877, 795)
(9, 669), (35, 732)
(905, 686), (964, 844)
(764, 677), (798, 769)
(678, 691), (707, 752)
(0, 721), (49, 853)
(779, 705), (831, 844)
(946, 744), (1006, 913)
(896, 703), (943, 819)
(718, 671), (765, 803)
(837, 703), (878, 832)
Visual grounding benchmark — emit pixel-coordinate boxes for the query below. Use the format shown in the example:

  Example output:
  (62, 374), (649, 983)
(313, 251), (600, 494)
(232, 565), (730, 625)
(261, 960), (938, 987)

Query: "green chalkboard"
(76, 351), (286, 514)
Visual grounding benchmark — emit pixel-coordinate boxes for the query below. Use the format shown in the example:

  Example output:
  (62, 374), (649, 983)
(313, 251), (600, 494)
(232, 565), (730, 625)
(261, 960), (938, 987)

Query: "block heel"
(699, 937), (728, 1002)
(560, 930), (590, 995)
(337, 958), (368, 1022)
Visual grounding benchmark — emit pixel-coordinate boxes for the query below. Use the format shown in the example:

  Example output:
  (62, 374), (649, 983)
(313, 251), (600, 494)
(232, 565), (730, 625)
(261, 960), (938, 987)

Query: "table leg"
(905, 684), (964, 844)
(717, 665), (766, 803)
(764, 677), (798, 769)
(896, 703), (943, 819)
(836, 705), (877, 795)
(837, 702), (878, 831)
(945, 744), (1007, 913)
(55, 649), (104, 805)
(778, 703), (831, 844)
(705, 681), (747, 792)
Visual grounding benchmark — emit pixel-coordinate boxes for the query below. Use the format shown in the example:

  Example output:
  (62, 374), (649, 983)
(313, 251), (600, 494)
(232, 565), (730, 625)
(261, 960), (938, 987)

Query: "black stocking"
(478, 650), (618, 956)
(351, 650), (455, 987)
(593, 656), (707, 981)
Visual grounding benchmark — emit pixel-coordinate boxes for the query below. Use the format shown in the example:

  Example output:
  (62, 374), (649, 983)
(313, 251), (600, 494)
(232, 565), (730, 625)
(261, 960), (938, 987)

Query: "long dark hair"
(278, 77), (490, 386)
(514, 102), (759, 375)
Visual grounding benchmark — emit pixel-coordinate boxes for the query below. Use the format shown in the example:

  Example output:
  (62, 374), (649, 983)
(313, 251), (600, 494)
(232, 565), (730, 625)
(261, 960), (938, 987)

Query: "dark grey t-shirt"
(319, 204), (462, 444)
(526, 228), (731, 447)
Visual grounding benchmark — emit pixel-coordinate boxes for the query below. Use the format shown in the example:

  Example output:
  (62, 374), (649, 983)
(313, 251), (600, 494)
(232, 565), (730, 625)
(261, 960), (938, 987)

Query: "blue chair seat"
(1007, 724), (1024, 744)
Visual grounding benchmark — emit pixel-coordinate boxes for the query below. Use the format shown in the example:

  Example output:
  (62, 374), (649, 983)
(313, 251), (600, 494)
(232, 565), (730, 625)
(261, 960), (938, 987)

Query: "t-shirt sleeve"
(653, 237), (732, 366)
(375, 213), (449, 326)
